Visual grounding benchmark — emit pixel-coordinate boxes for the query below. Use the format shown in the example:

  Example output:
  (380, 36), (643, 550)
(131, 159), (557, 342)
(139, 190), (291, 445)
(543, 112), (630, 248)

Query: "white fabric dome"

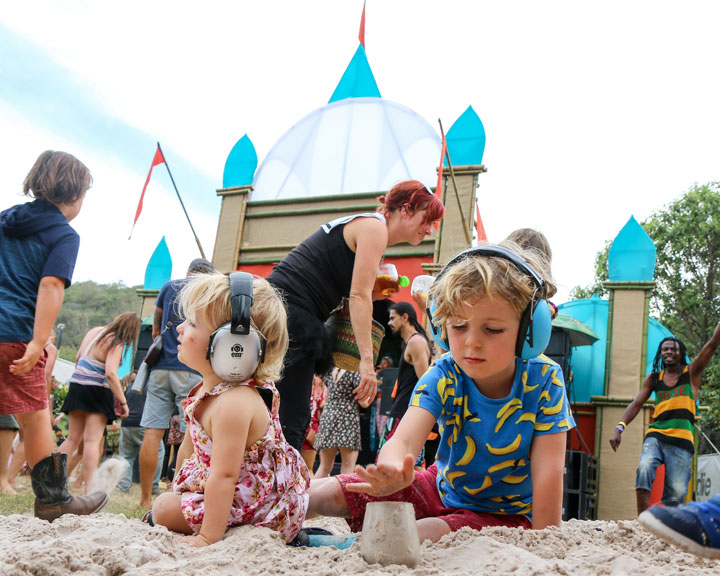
(251, 97), (441, 201)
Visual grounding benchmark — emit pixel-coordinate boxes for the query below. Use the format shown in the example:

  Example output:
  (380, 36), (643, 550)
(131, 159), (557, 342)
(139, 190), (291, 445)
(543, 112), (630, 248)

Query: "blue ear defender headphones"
(426, 245), (552, 359)
(206, 272), (266, 381)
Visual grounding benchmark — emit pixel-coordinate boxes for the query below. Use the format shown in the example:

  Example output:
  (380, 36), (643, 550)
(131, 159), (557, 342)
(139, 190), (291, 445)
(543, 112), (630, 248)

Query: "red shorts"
(0, 342), (48, 414)
(337, 463), (532, 533)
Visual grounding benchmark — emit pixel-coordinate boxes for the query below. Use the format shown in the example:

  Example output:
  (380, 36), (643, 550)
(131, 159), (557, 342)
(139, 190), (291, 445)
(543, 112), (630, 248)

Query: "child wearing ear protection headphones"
(306, 242), (575, 544)
(148, 272), (310, 547)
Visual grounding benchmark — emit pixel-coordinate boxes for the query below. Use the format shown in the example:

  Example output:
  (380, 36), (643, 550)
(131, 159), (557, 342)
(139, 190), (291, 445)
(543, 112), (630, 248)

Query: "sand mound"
(0, 513), (717, 575)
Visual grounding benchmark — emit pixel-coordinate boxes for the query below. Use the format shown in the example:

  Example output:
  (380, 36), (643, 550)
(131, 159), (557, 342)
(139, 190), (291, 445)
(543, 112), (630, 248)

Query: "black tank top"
(268, 213), (385, 319)
(390, 333), (428, 420)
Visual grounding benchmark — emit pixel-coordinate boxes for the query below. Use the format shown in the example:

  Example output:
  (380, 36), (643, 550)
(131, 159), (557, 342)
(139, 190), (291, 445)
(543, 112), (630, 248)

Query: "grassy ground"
(0, 473), (162, 519)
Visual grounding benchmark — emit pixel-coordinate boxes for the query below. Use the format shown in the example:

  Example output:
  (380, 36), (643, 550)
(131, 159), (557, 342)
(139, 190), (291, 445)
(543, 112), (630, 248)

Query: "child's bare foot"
(0, 481), (17, 496)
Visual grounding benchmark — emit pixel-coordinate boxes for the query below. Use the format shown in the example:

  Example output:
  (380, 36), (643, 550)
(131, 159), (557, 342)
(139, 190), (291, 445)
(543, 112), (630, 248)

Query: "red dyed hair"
(377, 180), (445, 225)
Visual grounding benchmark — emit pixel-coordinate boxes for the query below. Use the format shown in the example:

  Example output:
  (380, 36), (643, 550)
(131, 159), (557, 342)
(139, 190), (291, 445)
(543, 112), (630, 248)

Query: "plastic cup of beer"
(374, 263), (399, 296)
(411, 275), (434, 303)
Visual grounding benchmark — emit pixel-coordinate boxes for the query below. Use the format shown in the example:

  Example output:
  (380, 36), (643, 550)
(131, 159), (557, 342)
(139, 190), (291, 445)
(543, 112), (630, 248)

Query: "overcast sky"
(2, 1), (719, 304)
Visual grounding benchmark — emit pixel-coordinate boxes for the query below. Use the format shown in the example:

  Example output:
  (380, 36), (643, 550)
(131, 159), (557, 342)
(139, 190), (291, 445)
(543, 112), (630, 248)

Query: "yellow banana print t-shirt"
(410, 353), (575, 518)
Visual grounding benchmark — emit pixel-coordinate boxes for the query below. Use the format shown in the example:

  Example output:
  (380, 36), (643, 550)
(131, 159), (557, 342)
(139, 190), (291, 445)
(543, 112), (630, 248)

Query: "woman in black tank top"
(267, 180), (445, 451)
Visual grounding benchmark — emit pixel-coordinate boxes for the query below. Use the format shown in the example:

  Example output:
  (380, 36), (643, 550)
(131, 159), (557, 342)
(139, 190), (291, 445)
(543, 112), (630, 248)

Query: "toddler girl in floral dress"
(149, 272), (310, 546)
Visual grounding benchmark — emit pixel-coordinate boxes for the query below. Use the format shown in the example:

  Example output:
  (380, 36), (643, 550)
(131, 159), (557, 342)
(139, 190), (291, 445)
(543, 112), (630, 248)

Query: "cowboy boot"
(30, 452), (109, 522)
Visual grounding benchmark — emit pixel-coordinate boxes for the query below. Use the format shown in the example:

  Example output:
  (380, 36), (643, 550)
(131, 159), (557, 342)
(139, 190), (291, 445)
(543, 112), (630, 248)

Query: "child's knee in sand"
(307, 476), (349, 518)
(151, 492), (193, 534)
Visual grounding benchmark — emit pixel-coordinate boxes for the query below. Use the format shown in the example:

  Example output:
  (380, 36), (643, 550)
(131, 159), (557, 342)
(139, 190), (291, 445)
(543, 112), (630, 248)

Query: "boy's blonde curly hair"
(429, 240), (556, 339)
(177, 272), (288, 386)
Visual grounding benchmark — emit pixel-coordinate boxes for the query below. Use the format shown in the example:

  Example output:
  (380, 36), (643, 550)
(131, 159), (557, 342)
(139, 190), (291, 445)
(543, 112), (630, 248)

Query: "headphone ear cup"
(519, 299), (552, 359)
(427, 299), (449, 352)
(208, 323), (262, 381)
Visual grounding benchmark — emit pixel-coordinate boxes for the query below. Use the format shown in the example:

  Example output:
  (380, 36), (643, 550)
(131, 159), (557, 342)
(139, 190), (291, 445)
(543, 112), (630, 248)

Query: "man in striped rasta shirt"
(610, 322), (720, 514)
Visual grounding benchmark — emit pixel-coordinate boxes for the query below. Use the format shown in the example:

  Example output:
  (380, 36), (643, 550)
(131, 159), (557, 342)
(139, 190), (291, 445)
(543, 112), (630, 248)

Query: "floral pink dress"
(172, 379), (310, 543)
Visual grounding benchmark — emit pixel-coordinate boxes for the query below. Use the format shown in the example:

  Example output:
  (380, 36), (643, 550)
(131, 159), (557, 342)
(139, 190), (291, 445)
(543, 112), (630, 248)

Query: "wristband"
(616, 421), (627, 432)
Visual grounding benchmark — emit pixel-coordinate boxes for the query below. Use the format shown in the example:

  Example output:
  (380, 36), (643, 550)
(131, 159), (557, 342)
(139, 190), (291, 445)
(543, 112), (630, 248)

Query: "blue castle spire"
(608, 216), (656, 281)
(223, 134), (258, 188)
(446, 105), (486, 166)
(144, 236), (173, 289)
(329, 45), (381, 103)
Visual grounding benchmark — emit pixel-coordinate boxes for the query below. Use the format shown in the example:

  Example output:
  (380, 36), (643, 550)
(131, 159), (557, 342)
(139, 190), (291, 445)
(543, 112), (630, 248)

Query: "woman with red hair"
(268, 180), (445, 452)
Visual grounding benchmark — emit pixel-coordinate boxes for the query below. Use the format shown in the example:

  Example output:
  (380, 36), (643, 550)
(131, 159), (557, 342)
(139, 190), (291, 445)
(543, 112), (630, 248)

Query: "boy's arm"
(348, 406), (435, 496)
(530, 431), (567, 529)
(11, 276), (65, 375)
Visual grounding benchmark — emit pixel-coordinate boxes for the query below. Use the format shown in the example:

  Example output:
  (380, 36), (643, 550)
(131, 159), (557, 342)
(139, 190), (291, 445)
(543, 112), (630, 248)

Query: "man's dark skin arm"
(688, 321), (720, 395)
(609, 376), (653, 452)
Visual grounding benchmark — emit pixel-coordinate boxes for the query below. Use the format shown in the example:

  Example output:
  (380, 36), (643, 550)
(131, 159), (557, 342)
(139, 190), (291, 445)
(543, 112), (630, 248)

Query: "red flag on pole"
(475, 197), (488, 242)
(359, 1), (366, 47)
(129, 144), (166, 239)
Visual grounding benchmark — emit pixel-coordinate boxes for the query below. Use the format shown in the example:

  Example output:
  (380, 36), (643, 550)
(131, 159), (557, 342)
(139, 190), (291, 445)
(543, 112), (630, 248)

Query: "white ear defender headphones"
(206, 272), (266, 381)
(426, 245), (552, 359)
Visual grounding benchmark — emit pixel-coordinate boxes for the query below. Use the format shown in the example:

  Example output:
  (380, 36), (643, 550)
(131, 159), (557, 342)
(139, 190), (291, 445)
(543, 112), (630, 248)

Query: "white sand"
(0, 512), (717, 575)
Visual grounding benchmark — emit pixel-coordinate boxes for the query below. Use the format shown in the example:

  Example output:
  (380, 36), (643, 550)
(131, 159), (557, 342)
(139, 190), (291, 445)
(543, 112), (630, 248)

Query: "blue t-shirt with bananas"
(410, 353), (575, 518)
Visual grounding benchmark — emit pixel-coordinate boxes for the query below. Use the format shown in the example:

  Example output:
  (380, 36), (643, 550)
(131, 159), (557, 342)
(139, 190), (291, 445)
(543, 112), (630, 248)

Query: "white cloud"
(2, 1), (720, 303)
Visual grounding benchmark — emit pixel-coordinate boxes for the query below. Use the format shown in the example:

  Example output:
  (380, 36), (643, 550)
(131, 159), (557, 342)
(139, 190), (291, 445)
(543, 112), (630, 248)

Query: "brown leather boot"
(30, 453), (109, 522)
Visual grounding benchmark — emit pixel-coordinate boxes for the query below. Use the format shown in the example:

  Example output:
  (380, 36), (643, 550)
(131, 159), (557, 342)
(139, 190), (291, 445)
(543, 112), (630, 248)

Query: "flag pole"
(438, 120), (472, 245)
(157, 142), (207, 259)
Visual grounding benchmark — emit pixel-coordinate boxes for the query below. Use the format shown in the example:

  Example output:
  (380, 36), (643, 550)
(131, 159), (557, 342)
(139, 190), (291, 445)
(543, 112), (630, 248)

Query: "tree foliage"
(55, 281), (143, 361)
(644, 183), (720, 351)
(571, 182), (720, 438)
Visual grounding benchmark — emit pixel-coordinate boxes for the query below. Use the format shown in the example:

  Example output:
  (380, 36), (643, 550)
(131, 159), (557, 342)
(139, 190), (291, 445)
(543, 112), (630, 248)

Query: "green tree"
(55, 281), (143, 361)
(571, 182), (720, 436)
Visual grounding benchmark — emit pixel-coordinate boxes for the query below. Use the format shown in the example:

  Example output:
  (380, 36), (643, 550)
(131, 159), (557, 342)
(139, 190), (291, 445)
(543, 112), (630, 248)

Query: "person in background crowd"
(300, 374), (327, 477)
(377, 302), (431, 466)
(267, 180), (445, 451)
(138, 258), (214, 509)
(117, 372), (162, 494)
(610, 322), (720, 513)
(58, 312), (139, 492)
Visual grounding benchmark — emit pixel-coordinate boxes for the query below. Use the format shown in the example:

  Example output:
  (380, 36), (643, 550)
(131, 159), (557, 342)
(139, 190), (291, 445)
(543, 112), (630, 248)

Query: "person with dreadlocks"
(609, 323), (720, 514)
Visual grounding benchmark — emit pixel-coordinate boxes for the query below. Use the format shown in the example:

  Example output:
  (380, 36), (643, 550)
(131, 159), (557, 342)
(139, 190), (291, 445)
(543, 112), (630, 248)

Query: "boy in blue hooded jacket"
(0, 150), (107, 521)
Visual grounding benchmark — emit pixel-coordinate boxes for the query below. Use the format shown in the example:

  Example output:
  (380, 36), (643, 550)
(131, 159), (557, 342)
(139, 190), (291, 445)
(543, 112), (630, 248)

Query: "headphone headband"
(436, 245), (546, 294)
(229, 272), (254, 335)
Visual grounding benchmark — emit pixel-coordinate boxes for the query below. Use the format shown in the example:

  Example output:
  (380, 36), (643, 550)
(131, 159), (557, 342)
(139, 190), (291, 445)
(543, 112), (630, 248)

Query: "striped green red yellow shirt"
(646, 366), (695, 453)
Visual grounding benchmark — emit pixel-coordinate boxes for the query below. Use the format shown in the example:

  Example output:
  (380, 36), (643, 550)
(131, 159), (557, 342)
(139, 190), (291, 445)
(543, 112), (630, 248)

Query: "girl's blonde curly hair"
(177, 272), (288, 386)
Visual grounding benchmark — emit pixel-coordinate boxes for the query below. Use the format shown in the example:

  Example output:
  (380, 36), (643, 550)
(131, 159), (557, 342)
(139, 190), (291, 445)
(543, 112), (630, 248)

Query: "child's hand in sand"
(176, 533), (213, 547)
(345, 454), (415, 497)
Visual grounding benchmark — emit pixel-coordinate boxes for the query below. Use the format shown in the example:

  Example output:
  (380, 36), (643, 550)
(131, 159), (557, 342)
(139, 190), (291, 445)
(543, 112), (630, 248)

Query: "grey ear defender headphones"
(206, 272), (266, 381)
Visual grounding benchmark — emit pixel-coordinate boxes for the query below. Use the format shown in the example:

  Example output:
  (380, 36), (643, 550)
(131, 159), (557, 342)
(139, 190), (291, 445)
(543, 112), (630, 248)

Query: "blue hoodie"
(0, 199), (79, 342)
